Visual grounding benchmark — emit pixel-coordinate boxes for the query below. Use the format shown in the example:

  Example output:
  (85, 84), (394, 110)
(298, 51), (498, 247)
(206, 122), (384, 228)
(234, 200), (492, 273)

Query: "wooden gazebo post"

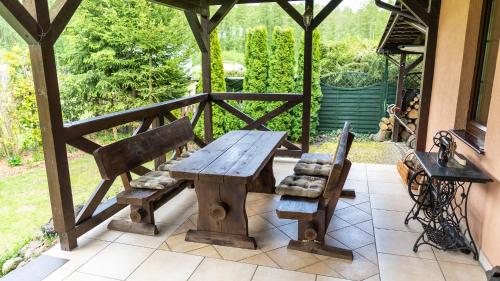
(301, 0), (314, 153)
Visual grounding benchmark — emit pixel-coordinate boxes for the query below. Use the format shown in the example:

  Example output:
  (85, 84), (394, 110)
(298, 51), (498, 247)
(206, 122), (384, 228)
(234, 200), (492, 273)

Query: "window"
(468, 0), (500, 141)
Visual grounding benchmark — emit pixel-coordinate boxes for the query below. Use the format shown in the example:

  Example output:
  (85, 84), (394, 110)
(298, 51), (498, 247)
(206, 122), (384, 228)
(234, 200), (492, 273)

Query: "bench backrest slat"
(94, 117), (194, 180)
(323, 122), (354, 199)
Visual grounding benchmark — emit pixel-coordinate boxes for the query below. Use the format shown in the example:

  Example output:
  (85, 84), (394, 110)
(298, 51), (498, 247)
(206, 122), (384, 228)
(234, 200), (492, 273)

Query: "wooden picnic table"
(170, 130), (286, 249)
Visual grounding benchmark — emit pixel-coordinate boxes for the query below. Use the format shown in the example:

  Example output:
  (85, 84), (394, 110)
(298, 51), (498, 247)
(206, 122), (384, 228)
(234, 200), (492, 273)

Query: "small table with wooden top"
(170, 130), (287, 249)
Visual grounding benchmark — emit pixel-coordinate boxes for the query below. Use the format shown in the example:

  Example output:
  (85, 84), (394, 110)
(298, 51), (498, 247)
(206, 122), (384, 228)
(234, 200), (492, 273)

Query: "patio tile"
(328, 216), (352, 232)
(340, 192), (370, 206)
(335, 206), (372, 225)
(189, 214), (198, 226)
(432, 248), (479, 265)
(213, 245), (262, 261)
(248, 215), (276, 234)
(127, 250), (203, 281)
(374, 228), (435, 260)
(43, 238), (110, 271)
(335, 200), (352, 211)
(316, 276), (352, 281)
(347, 169), (367, 181)
(378, 253), (444, 281)
(78, 243), (154, 280)
(251, 266), (315, 281)
(278, 221), (298, 240)
(42, 267), (73, 281)
(322, 252), (379, 281)
(368, 182), (407, 196)
(187, 245), (222, 258)
(365, 164), (396, 172)
(344, 179), (369, 193)
(154, 202), (194, 225)
(188, 258), (256, 281)
(253, 227), (290, 252)
(363, 274), (380, 281)
(260, 210), (295, 227)
(356, 201), (372, 214)
(355, 243), (378, 264)
(439, 261), (486, 281)
(65, 272), (117, 281)
(162, 232), (206, 253)
(247, 192), (275, 202)
(329, 226), (374, 250)
(355, 220), (374, 236)
(115, 223), (177, 248)
(266, 246), (319, 270)
(367, 171), (403, 184)
(172, 219), (197, 236)
(240, 253), (279, 268)
(297, 261), (343, 278)
(372, 209), (421, 233)
(370, 194), (413, 212)
(81, 219), (123, 242)
(165, 188), (197, 207)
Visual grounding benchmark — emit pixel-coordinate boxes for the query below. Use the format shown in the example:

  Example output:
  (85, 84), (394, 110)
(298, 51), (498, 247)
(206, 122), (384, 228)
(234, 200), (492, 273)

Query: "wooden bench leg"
(340, 189), (356, 198)
(287, 240), (353, 260)
(107, 204), (159, 236)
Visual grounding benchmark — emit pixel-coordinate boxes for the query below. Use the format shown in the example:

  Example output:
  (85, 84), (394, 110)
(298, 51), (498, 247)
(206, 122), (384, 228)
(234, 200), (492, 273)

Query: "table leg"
(185, 179), (257, 249)
(248, 156), (276, 194)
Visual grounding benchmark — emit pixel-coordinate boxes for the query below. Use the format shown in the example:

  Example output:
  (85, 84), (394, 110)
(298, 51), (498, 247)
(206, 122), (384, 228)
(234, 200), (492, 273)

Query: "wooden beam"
(310, 0), (341, 30)
(191, 101), (207, 129)
(392, 53), (406, 142)
(25, 0), (77, 250)
(162, 112), (207, 147)
(0, 0), (39, 44)
(201, 8), (213, 143)
(75, 179), (115, 224)
(243, 101), (300, 130)
(385, 54), (399, 66)
(401, 0), (430, 27)
(213, 100), (301, 150)
(46, 0), (83, 44)
(416, 0), (440, 151)
(209, 0), (238, 33)
(405, 55), (424, 75)
(301, 0), (313, 153)
(210, 92), (303, 102)
(185, 11), (208, 53)
(275, 0), (305, 29)
(151, 0), (205, 14)
(379, 14), (400, 54)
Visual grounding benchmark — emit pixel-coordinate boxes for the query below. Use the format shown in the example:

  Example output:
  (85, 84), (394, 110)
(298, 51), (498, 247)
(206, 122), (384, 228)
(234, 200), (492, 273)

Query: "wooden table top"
(170, 130), (286, 184)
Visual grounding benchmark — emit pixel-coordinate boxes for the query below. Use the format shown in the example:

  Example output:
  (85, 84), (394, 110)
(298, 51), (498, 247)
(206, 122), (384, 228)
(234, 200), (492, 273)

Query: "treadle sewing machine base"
(405, 152), (492, 260)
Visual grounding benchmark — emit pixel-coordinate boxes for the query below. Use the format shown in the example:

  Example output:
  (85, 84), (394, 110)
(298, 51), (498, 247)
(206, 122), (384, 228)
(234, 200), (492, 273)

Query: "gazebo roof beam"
(208, 0), (239, 32)
(151, 0), (207, 15)
(0, 0), (40, 44)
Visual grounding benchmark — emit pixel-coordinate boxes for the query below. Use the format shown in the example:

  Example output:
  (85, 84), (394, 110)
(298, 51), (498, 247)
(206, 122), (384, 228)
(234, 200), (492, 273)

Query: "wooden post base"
(185, 229), (257, 249)
(340, 189), (356, 198)
(287, 240), (353, 260)
(108, 219), (158, 236)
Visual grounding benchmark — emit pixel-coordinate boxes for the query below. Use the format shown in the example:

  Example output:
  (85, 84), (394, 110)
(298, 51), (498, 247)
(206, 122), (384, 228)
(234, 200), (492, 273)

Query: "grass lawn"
(311, 141), (406, 164)
(0, 154), (125, 255)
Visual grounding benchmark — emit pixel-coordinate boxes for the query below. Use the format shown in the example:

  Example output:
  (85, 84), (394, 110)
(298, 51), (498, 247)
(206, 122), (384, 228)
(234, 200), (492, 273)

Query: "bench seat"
(294, 153), (333, 177)
(276, 195), (319, 221)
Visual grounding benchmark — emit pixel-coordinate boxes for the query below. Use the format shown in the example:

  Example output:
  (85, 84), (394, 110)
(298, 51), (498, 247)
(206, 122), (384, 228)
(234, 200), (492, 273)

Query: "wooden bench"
(93, 117), (195, 236)
(276, 122), (354, 259)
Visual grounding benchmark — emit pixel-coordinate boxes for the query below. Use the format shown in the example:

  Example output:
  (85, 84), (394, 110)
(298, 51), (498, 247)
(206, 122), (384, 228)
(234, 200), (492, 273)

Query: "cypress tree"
(243, 26), (269, 119)
(267, 26), (297, 139)
(296, 29), (322, 137)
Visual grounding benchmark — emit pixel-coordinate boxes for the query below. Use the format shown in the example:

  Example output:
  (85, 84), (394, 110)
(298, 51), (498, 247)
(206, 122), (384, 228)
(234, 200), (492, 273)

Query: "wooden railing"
(63, 92), (304, 243)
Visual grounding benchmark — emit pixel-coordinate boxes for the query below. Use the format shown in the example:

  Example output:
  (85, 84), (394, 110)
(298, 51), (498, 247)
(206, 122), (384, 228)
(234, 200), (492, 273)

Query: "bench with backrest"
(275, 122), (354, 259)
(93, 117), (195, 236)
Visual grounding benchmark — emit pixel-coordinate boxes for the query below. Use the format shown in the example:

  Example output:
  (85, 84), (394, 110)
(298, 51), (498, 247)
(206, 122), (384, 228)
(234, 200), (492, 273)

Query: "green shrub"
(7, 155), (22, 167)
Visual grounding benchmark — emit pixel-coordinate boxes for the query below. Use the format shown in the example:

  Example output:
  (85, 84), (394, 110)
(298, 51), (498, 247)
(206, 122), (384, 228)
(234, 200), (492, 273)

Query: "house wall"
(427, 0), (500, 267)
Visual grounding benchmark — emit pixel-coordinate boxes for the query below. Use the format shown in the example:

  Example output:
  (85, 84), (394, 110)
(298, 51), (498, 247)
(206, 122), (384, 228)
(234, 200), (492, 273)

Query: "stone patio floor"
(40, 161), (486, 281)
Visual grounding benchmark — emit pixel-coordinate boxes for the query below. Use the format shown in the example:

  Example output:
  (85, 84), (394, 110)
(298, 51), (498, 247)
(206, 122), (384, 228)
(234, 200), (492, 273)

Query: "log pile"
(371, 116), (394, 142)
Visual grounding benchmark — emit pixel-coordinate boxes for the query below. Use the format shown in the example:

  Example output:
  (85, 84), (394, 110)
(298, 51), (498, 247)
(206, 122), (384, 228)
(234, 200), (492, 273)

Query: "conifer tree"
(296, 29), (322, 137)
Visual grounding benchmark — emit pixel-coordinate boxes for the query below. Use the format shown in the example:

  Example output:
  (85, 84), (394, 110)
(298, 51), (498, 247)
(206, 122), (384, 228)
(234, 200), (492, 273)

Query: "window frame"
(467, 0), (495, 141)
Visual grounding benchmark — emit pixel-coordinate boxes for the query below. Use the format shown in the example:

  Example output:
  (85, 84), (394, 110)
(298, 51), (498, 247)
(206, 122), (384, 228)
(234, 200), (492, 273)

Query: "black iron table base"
(405, 152), (492, 260)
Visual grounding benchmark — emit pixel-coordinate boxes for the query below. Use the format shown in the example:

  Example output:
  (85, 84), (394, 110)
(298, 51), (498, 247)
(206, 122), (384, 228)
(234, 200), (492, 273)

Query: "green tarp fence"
(318, 82), (397, 133)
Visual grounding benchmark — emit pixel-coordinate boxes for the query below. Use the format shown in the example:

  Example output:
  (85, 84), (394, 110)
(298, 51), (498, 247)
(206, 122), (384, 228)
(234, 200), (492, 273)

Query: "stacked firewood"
(371, 116), (394, 142)
(399, 95), (420, 144)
